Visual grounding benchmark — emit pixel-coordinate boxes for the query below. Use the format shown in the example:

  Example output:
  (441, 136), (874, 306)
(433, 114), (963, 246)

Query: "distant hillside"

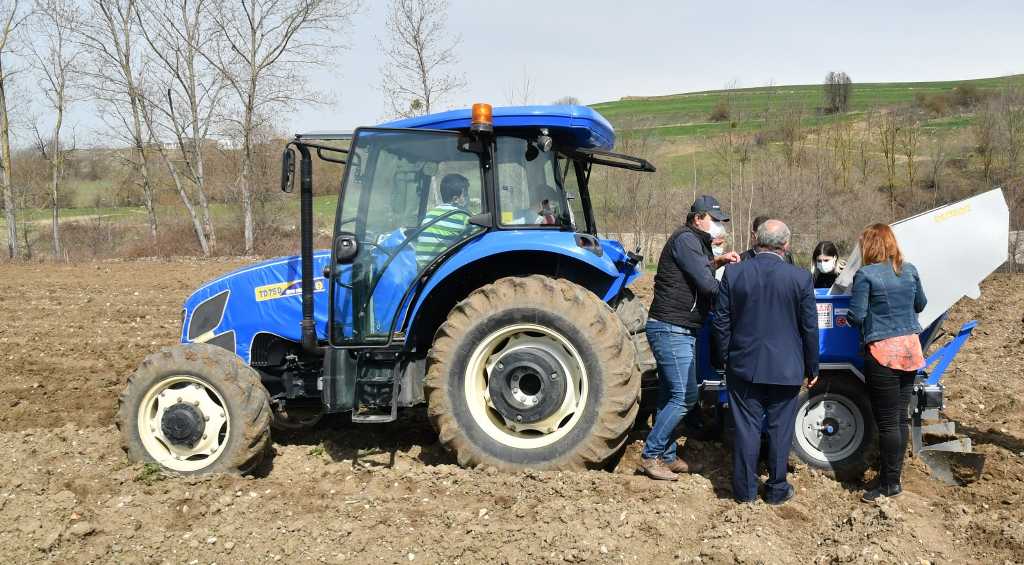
(592, 74), (1024, 139)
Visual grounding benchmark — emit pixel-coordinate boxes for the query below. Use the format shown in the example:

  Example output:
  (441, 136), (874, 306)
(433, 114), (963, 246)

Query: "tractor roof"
(380, 105), (615, 151)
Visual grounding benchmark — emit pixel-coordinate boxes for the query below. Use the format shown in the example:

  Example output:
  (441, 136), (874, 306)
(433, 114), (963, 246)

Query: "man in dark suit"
(712, 219), (819, 505)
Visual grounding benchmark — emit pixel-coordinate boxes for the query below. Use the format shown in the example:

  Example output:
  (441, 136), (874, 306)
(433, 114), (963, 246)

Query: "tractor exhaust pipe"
(296, 144), (321, 356)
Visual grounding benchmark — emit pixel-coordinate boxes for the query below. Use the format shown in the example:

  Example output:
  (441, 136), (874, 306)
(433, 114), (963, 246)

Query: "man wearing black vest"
(640, 195), (740, 481)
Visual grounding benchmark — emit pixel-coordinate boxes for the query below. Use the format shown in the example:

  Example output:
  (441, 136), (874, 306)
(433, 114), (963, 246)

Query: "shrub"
(914, 92), (950, 116)
(709, 99), (730, 122)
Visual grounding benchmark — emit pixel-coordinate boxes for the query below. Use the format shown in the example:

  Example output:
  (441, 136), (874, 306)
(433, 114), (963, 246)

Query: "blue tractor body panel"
(181, 252), (332, 364)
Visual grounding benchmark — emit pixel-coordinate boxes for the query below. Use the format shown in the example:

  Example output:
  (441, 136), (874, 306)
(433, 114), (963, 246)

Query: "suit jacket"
(712, 251), (819, 386)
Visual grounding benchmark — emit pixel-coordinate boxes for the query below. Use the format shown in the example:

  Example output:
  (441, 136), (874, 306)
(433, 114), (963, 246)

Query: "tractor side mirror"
(280, 148), (295, 193)
(334, 232), (359, 264)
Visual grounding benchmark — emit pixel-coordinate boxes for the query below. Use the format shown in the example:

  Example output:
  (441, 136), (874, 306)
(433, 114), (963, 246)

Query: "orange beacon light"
(471, 103), (493, 133)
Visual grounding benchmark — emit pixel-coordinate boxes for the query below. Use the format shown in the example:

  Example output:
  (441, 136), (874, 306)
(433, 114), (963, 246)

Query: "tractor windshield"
(495, 137), (589, 230)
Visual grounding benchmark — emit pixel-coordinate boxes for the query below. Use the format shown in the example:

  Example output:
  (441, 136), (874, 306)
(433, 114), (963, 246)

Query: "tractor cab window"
(495, 137), (568, 228)
(557, 153), (591, 234)
(332, 129), (484, 345)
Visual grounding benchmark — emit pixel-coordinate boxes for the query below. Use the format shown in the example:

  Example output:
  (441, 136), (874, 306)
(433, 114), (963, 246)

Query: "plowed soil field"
(1, 259), (1022, 564)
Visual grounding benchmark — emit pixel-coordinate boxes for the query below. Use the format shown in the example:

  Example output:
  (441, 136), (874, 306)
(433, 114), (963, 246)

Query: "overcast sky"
(46, 0), (1024, 143)
(279, 0), (1024, 134)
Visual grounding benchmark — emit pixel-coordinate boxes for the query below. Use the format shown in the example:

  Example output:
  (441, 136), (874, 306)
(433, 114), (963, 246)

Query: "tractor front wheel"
(425, 276), (640, 471)
(117, 343), (272, 475)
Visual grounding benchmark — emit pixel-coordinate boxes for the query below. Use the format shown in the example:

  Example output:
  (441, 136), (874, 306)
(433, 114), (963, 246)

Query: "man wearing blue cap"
(640, 194), (740, 480)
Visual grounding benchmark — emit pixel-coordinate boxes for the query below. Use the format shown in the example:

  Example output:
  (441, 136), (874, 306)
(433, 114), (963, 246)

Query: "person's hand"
(836, 259), (847, 274)
(714, 251), (741, 268)
(805, 374), (819, 388)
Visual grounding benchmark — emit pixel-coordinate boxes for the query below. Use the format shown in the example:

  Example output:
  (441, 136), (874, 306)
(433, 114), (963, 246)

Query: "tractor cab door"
(324, 128), (486, 416)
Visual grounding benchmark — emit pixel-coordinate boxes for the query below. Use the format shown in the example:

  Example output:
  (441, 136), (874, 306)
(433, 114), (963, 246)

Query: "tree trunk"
(0, 59), (17, 259)
(50, 108), (64, 258)
(50, 161), (61, 257)
(130, 95), (158, 239)
(160, 150), (209, 256)
(241, 93), (256, 255)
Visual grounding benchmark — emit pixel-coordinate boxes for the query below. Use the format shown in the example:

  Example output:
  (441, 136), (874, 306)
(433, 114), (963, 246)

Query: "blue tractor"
(117, 104), (659, 474)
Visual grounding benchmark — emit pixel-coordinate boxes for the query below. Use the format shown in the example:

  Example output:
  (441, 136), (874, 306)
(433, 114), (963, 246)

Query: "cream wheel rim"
(795, 393), (864, 464)
(464, 323), (589, 449)
(137, 375), (230, 472)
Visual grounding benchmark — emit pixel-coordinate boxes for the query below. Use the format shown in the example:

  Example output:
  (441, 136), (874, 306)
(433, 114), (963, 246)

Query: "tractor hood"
(180, 252), (332, 363)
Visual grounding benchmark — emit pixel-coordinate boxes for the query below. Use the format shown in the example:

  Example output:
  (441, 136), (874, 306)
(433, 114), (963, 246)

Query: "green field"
(594, 74), (1024, 139)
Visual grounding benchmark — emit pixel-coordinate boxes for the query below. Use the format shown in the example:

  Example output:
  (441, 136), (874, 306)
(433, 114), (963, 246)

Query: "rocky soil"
(0, 260), (1022, 564)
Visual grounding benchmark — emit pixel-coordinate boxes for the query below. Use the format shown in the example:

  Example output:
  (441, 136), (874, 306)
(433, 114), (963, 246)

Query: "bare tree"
(823, 71), (852, 114)
(137, 0), (224, 252)
(973, 100), (999, 182)
(877, 111), (900, 220)
(77, 0), (159, 240)
(899, 115), (919, 188)
(1000, 86), (1024, 180)
(379, 0), (464, 118)
(552, 96), (580, 106)
(202, 0), (360, 255)
(504, 68), (534, 106)
(0, 0), (28, 258)
(138, 95), (210, 255)
(28, 0), (83, 257)
(926, 133), (948, 208)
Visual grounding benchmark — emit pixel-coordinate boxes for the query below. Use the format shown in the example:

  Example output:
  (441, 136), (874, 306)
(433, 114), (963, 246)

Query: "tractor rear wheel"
(117, 343), (271, 475)
(425, 275), (640, 471)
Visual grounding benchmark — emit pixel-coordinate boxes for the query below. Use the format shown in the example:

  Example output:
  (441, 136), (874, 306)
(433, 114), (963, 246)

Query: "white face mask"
(711, 244), (725, 257)
(816, 258), (837, 273)
(706, 220), (726, 239)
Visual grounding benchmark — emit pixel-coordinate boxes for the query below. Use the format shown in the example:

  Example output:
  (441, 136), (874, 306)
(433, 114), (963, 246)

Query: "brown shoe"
(639, 457), (679, 481)
(666, 458), (698, 474)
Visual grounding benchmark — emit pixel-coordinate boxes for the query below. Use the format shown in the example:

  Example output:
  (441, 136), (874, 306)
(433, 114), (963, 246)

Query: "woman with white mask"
(811, 240), (845, 289)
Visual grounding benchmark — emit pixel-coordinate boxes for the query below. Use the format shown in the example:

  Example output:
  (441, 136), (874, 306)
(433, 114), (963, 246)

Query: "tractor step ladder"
(351, 352), (401, 423)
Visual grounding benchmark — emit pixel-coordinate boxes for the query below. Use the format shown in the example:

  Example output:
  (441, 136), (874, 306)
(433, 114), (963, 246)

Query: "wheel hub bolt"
(550, 373), (557, 381)
(193, 400), (200, 407)
(515, 415), (523, 422)
(497, 363), (504, 370)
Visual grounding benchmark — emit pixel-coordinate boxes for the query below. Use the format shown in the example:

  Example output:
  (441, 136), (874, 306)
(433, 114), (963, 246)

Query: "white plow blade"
(832, 188), (1009, 329)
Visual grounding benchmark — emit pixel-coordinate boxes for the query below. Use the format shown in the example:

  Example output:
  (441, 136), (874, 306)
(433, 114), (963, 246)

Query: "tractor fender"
(403, 231), (632, 345)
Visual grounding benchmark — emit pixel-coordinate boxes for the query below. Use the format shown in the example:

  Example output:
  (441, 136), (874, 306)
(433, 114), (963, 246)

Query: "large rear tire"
(792, 373), (875, 480)
(117, 343), (272, 475)
(425, 275), (640, 471)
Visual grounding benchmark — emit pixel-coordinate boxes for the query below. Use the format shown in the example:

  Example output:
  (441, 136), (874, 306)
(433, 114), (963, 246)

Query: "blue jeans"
(641, 319), (699, 462)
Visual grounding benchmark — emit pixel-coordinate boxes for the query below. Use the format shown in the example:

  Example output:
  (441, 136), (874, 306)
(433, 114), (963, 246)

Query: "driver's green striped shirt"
(415, 204), (471, 267)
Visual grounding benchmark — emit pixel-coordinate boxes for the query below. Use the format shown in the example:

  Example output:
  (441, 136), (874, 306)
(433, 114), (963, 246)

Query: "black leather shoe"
(862, 484), (903, 502)
(764, 484), (795, 506)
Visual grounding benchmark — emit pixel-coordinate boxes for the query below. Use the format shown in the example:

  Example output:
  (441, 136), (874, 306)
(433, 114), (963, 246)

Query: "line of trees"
(0, 0), (363, 259)
(592, 81), (1024, 272)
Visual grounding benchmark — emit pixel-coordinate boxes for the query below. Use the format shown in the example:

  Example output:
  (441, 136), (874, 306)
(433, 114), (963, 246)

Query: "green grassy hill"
(592, 74), (1024, 139)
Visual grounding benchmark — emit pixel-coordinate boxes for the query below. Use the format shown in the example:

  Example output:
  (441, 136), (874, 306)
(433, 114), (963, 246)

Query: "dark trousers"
(727, 378), (801, 502)
(864, 354), (916, 488)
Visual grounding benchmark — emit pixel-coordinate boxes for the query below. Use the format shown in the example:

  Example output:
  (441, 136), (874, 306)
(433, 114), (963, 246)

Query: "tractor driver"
(415, 173), (473, 268)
